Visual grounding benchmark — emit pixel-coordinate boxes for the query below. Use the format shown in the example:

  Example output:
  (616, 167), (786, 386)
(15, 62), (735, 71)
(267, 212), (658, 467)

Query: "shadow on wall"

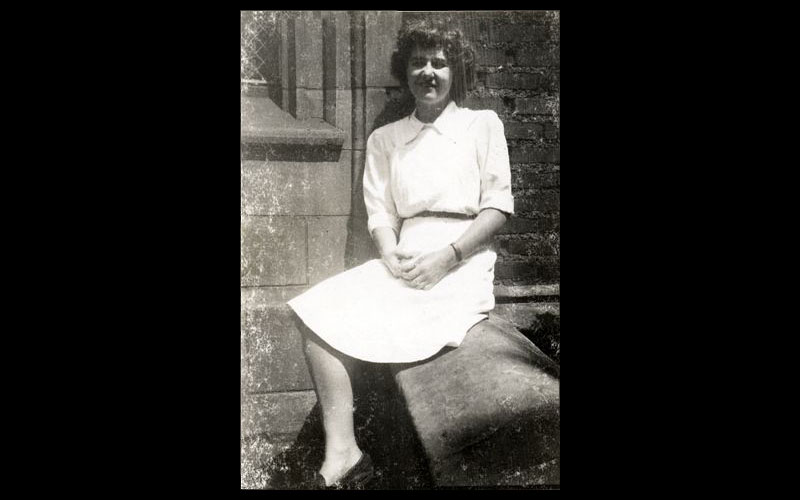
(262, 319), (433, 489)
(344, 88), (416, 270)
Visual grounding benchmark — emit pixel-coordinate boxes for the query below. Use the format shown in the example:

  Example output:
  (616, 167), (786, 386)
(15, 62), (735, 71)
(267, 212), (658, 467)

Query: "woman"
(287, 18), (514, 489)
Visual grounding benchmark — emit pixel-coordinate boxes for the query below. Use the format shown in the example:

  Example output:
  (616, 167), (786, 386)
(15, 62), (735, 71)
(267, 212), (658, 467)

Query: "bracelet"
(449, 243), (462, 262)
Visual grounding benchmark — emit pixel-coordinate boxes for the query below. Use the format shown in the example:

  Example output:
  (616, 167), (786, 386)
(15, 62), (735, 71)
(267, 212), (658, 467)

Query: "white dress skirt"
(287, 215), (497, 363)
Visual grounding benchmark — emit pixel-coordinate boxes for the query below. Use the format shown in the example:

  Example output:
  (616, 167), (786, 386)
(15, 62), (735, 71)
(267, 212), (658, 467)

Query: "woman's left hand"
(399, 246), (458, 290)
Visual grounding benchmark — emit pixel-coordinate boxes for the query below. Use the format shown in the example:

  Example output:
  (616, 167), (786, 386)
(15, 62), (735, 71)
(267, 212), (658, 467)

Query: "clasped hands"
(381, 246), (458, 291)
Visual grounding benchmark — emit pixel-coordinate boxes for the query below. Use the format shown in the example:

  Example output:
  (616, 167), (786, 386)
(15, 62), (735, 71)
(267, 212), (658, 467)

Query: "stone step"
(391, 313), (560, 487)
(241, 391), (317, 440)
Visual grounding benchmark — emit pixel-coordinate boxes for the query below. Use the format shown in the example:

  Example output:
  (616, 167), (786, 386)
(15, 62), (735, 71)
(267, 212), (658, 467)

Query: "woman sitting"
(288, 17), (514, 489)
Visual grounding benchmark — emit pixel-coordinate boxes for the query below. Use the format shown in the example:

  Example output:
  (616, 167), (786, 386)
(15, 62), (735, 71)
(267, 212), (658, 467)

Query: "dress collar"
(402, 100), (461, 144)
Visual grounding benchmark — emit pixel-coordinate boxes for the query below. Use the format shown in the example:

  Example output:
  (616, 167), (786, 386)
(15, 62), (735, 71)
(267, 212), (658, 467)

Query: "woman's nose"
(421, 62), (434, 76)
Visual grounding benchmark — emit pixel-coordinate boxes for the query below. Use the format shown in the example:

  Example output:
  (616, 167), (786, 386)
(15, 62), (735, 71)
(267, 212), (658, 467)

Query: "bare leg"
(301, 325), (363, 486)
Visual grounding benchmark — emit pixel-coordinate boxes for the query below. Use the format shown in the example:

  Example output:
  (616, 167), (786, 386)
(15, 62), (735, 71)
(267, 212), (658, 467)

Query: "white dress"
(288, 101), (514, 363)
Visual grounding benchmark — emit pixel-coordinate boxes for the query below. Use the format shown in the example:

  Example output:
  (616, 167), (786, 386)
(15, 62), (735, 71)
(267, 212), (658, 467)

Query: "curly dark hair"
(390, 18), (476, 104)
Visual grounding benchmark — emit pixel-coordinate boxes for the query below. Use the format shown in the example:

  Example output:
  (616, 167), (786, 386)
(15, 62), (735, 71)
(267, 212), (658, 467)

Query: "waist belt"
(409, 211), (476, 220)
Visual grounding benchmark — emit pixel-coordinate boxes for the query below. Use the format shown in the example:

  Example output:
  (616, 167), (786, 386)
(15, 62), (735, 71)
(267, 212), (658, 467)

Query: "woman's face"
(407, 45), (452, 107)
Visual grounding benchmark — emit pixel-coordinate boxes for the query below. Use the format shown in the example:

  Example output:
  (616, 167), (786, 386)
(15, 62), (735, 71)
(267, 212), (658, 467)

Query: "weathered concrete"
(294, 11), (323, 89)
(296, 88), (324, 120)
(241, 96), (344, 147)
(365, 11), (402, 88)
(332, 11), (352, 89)
(241, 286), (309, 309)
(245, 362), (435, 490)
(241, 154), (351, 216)
(241, 303), (314, 393)
(333, 89), (352, 148)
(493, 302), (561, 329)
(350, 149), (367, 217)
(240, 216), (306, 286)
(241, 390), (317, 440)
(307, 216), (349, 284)
(391, 314), (560, 487)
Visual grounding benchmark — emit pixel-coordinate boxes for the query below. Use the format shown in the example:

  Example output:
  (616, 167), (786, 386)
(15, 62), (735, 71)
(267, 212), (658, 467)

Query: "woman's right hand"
(381, 248), (419, 278)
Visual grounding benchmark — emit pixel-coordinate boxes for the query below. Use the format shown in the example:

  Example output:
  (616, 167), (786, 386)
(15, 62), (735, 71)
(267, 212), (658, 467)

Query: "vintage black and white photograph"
(240, 10), (560, 489)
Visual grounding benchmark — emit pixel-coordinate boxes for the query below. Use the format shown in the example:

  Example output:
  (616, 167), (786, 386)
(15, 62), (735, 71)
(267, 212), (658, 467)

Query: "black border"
(90, 6), (690, 494)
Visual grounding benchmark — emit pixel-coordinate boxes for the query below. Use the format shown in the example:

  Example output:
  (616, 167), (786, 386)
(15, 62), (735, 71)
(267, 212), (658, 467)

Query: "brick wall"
(459, 11), (560, 286)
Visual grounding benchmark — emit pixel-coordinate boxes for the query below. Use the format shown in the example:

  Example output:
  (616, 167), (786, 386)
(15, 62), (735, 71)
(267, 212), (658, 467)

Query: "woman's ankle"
(320, 446), (363, 485)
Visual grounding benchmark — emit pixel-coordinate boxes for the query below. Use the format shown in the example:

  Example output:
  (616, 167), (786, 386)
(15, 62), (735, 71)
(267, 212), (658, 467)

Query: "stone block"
(333, 11), (352, 89)
(240, 216), (306, 286)
(241, 390), (317, 440)
(294, 11), (323, 89)
(242, 302), (314, 393)
(391, 314), (559, 487)
(307, 216), (349, 284)
(351, 147), (366, 185)
(241, 151), (351, 216)
(365, 11), (403, 88)
(333, 89), (352, 147)
(296, 88), (324, 120)
(352, 87), (366, 150)
(493, 302), (561, 331)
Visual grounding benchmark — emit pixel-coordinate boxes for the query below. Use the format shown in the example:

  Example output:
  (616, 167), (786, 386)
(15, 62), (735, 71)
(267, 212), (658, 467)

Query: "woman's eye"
(432, 60), (447, 69)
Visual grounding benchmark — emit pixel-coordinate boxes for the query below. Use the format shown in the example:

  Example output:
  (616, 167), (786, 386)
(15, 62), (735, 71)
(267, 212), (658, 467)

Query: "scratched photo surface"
(241, 10), (560, 489)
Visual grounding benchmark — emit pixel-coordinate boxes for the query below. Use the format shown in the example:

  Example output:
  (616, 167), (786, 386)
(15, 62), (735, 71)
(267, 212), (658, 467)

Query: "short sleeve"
(363, 130), (402, 235)
(476, 111), (515, 215)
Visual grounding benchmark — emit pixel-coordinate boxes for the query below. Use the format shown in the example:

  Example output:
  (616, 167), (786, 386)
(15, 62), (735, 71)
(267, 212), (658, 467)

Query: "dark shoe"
(311, 453), (374, 490)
